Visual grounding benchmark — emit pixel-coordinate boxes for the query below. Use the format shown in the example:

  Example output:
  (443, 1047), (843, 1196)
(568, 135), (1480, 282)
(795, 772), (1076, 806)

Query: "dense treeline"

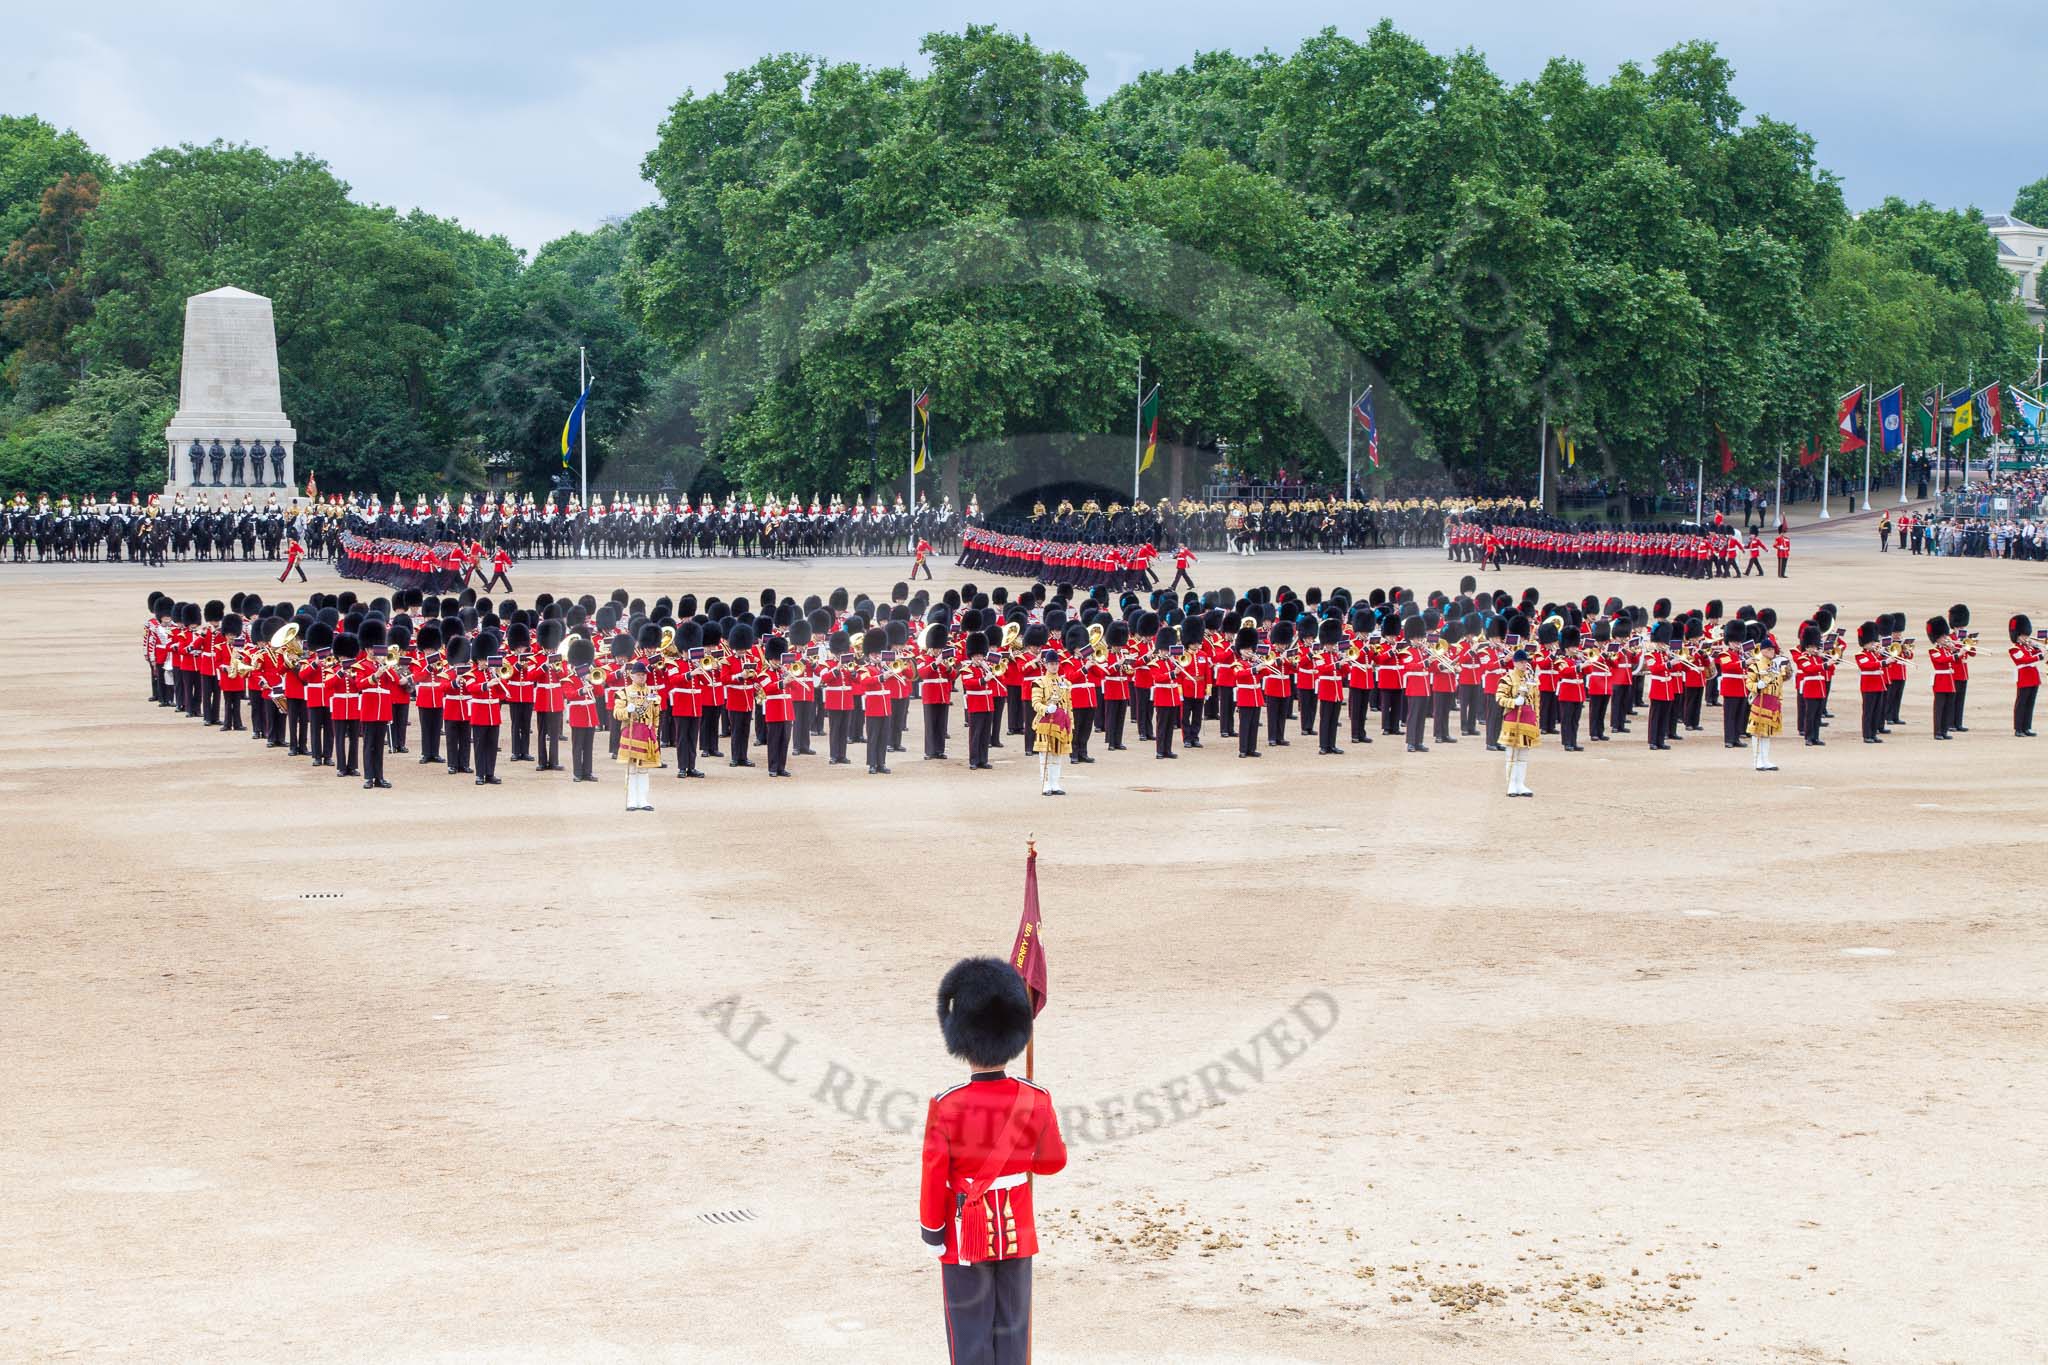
(0, 26), (2039, 500)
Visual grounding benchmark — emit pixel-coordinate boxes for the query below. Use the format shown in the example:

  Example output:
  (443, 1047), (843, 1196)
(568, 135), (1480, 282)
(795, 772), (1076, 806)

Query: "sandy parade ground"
(5, 504), (2046, 1364)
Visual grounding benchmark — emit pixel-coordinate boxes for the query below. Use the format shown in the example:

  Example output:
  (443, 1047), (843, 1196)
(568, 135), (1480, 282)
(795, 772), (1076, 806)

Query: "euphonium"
(1002, 621), (1022, 651)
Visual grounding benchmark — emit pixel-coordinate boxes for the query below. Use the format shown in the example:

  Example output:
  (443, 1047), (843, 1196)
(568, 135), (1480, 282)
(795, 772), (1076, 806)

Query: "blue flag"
(1877, 386), (1904, 452)
(560, 382), (592, 469)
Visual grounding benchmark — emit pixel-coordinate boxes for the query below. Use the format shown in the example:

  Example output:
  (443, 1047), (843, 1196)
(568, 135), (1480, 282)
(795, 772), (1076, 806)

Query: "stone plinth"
(163, 286), (298, 494)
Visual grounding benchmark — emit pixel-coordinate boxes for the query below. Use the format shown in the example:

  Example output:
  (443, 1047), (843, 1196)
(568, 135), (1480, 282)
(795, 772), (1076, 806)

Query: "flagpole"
(578, 345), (588, 509)
(1695, 455), (1703, 525)
(1133, 363), (1143, 502)
(1861, 381), (1873, 511)
(1963, 364), (1973, 491)
(909, 389), (916, 513)
(1775, 444), (1783, 521)
(1536, 396), (1547, 511)
(1344, 368), (1354, 506)
(1900, 388), (1911, 504)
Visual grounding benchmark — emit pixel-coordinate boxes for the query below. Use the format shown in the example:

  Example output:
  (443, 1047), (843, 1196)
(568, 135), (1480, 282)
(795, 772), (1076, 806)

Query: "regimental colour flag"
(1716, 425), (1735, 476)
(1836, 385), (1866, 453)
(1353, 388), (1379, 468)
(1138, 383), (1161, 474)
(1877, 386), (1904, 453)
(1009, 845), (1049, 1017)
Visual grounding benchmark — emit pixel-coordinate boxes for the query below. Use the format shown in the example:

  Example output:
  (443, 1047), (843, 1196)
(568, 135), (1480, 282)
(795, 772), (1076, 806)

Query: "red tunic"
(919, 1074), (1067, 1266)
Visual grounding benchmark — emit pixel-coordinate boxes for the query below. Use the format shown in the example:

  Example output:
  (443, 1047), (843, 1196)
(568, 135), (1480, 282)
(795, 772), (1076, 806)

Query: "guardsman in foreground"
(921, 958), (1067, 1365)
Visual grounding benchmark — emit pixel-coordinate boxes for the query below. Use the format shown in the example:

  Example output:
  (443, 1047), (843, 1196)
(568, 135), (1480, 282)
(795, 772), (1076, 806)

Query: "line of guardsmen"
(141, 576), (2046, 793)
(1452, 518), (1792, 579)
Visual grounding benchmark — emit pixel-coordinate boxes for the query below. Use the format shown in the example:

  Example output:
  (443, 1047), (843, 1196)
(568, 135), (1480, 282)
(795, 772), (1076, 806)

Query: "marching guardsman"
(1882, 612), (1911, 729)
(1640, 622), (1677, 750)
(280, 534), (307, 583)
(1746, 630), (1787, 770)
(921, 958), (1067, 1365)
(1773, 531), (1791, 577)
(198, 599), (224, 725)
(483, 542), (513, 592)
(911, 535), (934, 580)
(1344, 622), (1375, 746)
(1495, 645), (1539, 797)
(722, 623), (759, 767)
(1554, 626), (1585, 751)
(1430, 624), (1459, 745)
(2011, 614), (2042, 738)
(887, 620), (916, 753)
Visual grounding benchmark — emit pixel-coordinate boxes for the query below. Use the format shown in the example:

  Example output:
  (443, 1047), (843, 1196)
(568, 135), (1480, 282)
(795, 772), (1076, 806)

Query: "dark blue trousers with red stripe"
(942, 1258), (1031, 1365)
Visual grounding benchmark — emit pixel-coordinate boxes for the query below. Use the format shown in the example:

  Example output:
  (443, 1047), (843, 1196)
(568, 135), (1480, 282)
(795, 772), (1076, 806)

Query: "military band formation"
(143, 569), (2044, 804)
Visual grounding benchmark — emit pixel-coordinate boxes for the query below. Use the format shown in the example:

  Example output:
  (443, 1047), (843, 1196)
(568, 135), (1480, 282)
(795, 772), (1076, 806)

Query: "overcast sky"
(11, 2), (2043, 254)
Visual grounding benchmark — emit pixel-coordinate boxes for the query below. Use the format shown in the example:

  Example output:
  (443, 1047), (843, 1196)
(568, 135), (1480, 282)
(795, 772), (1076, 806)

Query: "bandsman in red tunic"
(2011, 614), (2041, 738)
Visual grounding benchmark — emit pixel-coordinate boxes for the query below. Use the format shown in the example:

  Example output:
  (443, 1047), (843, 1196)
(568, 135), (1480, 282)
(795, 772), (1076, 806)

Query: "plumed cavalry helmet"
(936, 957), (1034, 1067)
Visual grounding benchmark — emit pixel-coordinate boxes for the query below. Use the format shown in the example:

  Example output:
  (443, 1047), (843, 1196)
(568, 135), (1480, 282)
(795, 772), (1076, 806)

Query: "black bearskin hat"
(1403, 615), (1426, 641)
(417, 621), (443, 651)
(929, 622), (954, 651)
(964, 630), (989, 659)
(334, 632), (361, 661)
(828, 629), (851, 655)
(507, 621), (531, 651)
(221, 613), (243, 638)
(610, 633), (635, 660)
(1948, 603), (1970, 629)
(937, 956), (1033, 1066)
(1857, 621), (1878, 646)
(1235, 624), (1258, 651)
(2012, 614), (2033, 642)
(1926, 616), (1949, 642)
(1798, 623), (1822, 650)
(729, 623), (756, 651)
(1181, 616), (1205, 648)
(762, 635), (787, 662)
(567, 637), (594, 668)
(886, 619), (909, 648)
(1318, 617), (1343, 647)
(862, 628), (886, 657)
(1270, 619), (1296, 648)
(444, 634), (471, 667)
(204, 599), (225, 623)
(636, 622), (663, 652)
(359, 617), (386, 650)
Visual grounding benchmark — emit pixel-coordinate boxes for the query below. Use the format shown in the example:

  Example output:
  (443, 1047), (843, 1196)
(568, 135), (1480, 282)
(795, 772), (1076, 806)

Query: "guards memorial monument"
(162, 286), (298, 495)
